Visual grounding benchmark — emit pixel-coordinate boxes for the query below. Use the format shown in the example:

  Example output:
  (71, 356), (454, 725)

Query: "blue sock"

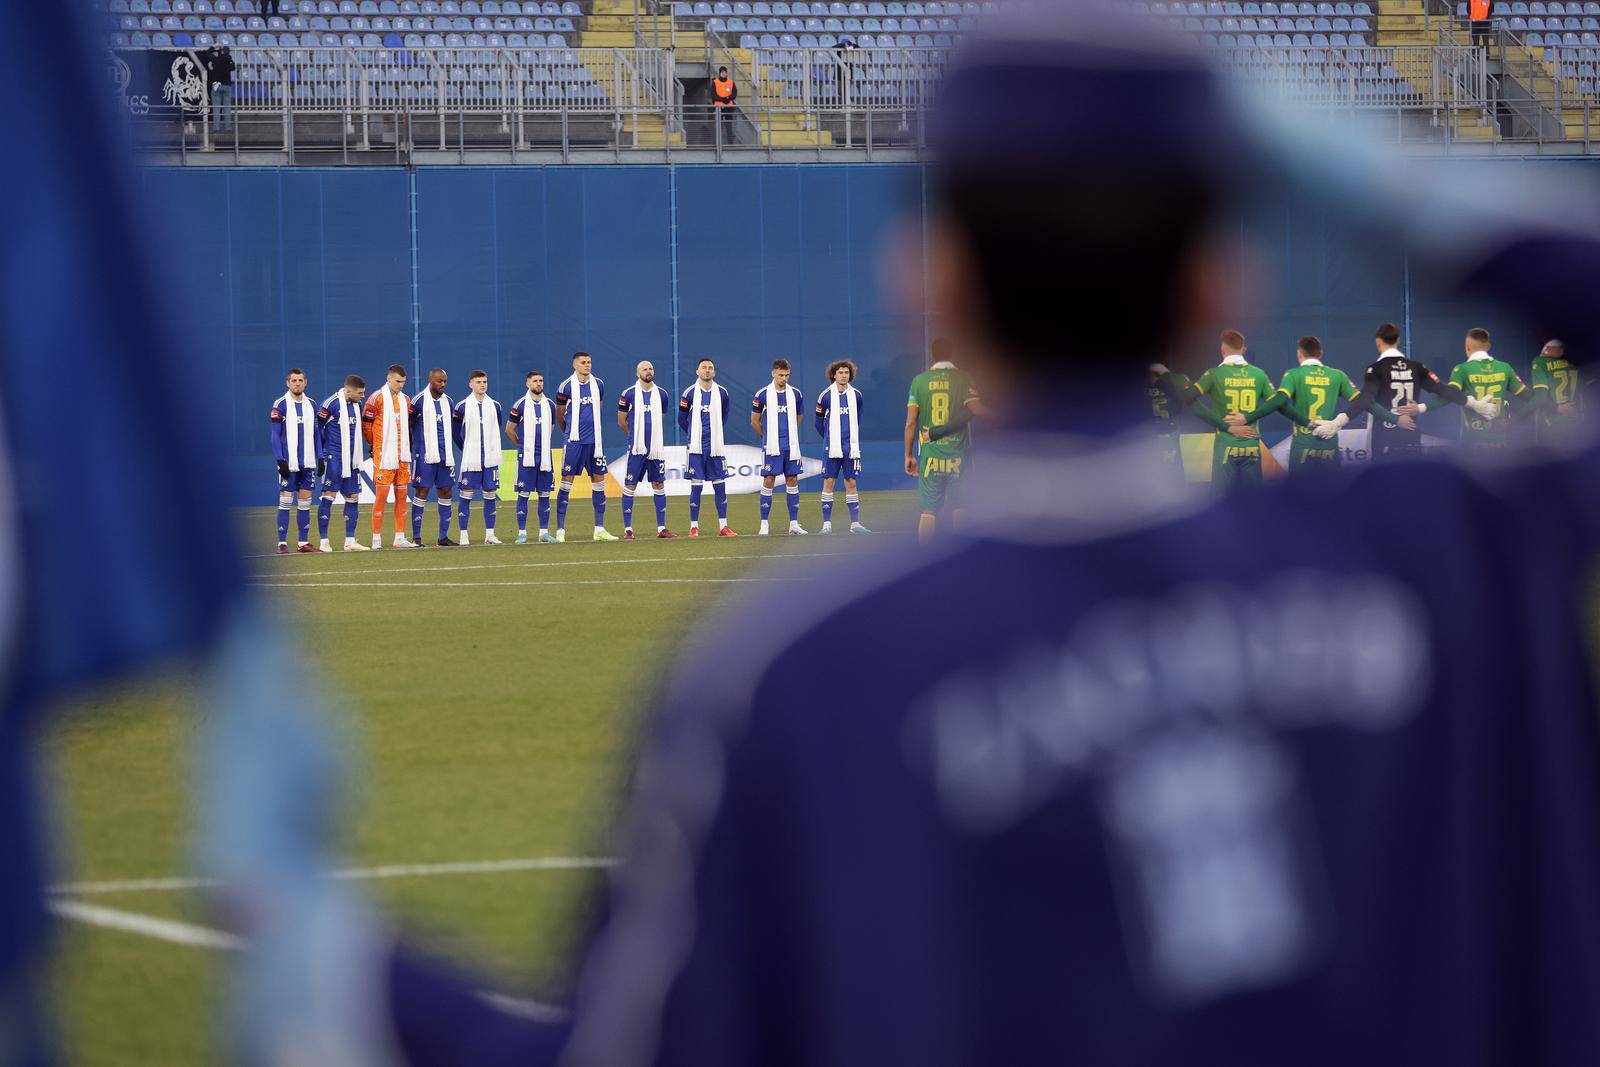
(458, 493), (472, 533)
(787, 487), (801, 521)
(539, 493), (551, 532)
(276, 504), (290, 543)
(556, 482), (572, 528)
(317, 497), (333, 540)
(821, 492), (835, 525)
(713, 483), (728, 523)
(411, 498), (425, 541)
(484, 497), (497, 534)
(689, 483), (704, 524)
(517, 494), (529, 534)
(653, 491), (667, 529)
(848, 493), (861, 524)
(296, 504), (310, 544)
(344, 501), (359, 539)
(592, 488), (606, 527)
(759, 488), (773, 521)
(622, 488), (635, 529)
(439, 500), (453, 539)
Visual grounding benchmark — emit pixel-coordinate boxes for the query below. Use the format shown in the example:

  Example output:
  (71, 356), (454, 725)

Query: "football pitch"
(44, 490), (920, 1067)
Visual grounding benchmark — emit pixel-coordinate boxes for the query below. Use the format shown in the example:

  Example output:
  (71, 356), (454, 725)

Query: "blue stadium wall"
(142, 159), (1596, 505)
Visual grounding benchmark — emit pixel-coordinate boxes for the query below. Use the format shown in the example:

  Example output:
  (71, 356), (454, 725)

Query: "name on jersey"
(929, 380), (951, 392)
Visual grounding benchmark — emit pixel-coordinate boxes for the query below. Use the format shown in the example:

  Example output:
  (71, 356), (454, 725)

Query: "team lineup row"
(1148, 324), (1588, 485)
(268, 352), (890, 552)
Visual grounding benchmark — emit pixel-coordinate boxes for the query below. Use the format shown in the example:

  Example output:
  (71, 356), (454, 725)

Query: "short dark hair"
(1298, 336), (1323, 358)
(930, 338), (955, 364)
(718, 66), (728, 75)
(344, 374), (366, 389)
(935, 170), (1215, 365)
(388, 363), (408, 377)
(527, 370), (543, 381)
(826, 359), (858, 383)
(698, 358), (716, 368)
(573, 351), (591, 365)
(469, 369), (487, 381)
(1467, 328), (1491, 345)
(1220, 330), (1246, 352)
(771, 359), (791, 372)
(286, 367), (306, 378)
(1376, 323), (1402, 346)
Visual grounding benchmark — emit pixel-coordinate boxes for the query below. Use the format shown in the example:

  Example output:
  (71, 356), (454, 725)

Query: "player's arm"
(820, 396), (833, 440)
(1414, 362), (1494, 418)
(903, 400), (919, 476)
(505, 403), (522, 445)
(617, 393), (632, 436)
(361, 397), (378, 447)
(677, 393), (692, 435)
(452, 402), (467, 449)
(750, 393), (764, 439)
(1243, 389), (1299, 426)
(270, 402), (289, 473)
(555, 394), (569, 433)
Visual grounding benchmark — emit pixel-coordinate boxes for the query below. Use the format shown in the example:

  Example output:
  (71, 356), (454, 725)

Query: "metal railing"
(111, 37), (1600, 160)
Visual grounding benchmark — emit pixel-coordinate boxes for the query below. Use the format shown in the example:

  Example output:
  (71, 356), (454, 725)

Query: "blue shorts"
(413, 460), (455, 492)
(279, 468), (317, 493)
(515, 467), (555, 495)
(762, 454), (804, 479)
(823, 456), (862, 481)
(321, 472), (362, 499)
(626, 455), (666, 487)
(687, 453), (727, 483)
(561, 443), (607, 479)
(458, 466), (500, 494)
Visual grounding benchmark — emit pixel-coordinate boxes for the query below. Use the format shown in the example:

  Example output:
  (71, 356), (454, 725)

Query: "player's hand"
(1311, 420), (1340, 440)
(1395, 402), (1424, 417)
(1233, 423), (1259, 440)
(1465, 396), (1499, 420)
(1397, 415), (1418, 431)
(277, 460), (291, 478)
(1559, 402), (1579, 417)
(1224, 412), (1249, 428)
(904, 455), (918, 477)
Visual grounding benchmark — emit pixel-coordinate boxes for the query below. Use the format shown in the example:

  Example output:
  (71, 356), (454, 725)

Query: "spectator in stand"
(711, 65), (737, 138)
(205, 43), (235, 134)
(260, 0), (280, 16)
(1469, 0), (1496, 51)
(835, 35), (859, 107)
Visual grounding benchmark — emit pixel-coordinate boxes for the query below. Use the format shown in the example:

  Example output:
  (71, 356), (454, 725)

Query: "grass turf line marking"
(50, 856), (617, 896)
(52, 901), (572, 1019)
(50, 900), (247, 950)
(247, 550), (849, 580)
(251, 577), (800, 589)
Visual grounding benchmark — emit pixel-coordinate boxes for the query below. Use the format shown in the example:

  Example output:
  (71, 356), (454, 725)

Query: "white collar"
(697, 382), (716, 393)
(1378, 347), (1406, 361)
(931, 361), (957, 370)
(635, 379), (656, 396)
(1300, 358), (1323, 366)
(1148, 363), (1170, 376)
(1467, 352), (1493, 362)
(469, 392), (488, 405)
(1221, 354), (1247, 365)
(285, 392), (308, 406)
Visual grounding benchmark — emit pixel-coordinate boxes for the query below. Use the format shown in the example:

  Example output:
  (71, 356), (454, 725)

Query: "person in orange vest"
(1469, 0), (1495, 49)
(711, 65), (737, 136)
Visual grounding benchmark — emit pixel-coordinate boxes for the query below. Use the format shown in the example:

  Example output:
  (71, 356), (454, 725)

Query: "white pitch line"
(247, 550), (847, 581)
(50, 856), (617, 897)
(51, 900), (572, 1019)
(251, 577), (800, 589)
(50, 900), (247, 951)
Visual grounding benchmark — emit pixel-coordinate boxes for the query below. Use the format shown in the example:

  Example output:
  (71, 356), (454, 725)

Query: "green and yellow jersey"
(1530, 352), (1585, 441)
(1449, 356), (1527, 442)
(909, 364), (976, 465)
(1191, 359), (1274, 451)
(1275, 361), (1358, 451)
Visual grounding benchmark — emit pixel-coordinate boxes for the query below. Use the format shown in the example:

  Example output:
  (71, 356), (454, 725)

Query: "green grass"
(44, 490), (920, 1067)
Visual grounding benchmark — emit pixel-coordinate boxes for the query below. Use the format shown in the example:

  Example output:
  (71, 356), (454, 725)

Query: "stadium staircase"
(1378, 0), (1597, 142)
(590, 0), (835, 147)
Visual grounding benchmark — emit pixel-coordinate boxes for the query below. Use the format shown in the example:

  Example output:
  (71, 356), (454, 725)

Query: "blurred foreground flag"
(0, 4), (242, 1063)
